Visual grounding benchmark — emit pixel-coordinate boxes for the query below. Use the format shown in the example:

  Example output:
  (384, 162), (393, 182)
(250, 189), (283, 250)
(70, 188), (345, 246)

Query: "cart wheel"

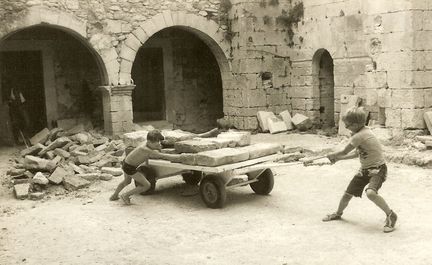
(182, 171), (202, 185)
(134, 166), (157, 195)
(199, 175), (226, 209)
(247, 168), (274, 195)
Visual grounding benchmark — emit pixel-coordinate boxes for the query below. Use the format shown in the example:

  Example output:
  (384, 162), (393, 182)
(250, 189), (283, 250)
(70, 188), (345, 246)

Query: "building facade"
(0, 0), (430, 136)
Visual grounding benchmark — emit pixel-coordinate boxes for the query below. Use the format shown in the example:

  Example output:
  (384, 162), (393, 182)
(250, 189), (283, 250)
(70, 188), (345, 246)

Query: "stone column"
(99, 85), (135, 135)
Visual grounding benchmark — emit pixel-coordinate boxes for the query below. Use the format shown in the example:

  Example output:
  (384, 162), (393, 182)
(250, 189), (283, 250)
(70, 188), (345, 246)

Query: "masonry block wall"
(228, 0), (431, 130)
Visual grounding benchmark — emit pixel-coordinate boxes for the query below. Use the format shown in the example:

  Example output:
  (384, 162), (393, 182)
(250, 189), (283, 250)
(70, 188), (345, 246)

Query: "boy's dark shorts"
(122, 161), (155, 182)
(346, 164), (387, 197)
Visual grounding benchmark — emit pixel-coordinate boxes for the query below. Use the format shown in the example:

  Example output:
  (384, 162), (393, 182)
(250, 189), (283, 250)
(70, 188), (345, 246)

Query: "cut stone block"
(99, 173), (114, 181)
(101, 167), (123, 176)
(20, 143), (45, 157)
(239, 143), (282, 159)
(179, 153), (197, 165)
(216, 131), (251, 147)
(338, 95), (362, 136)
(63, 175), (90, 191)
(24, 155), (55, 172)
(7, 168), (26, 176)
(14, 183), (30, 199)
(161, 129), (196, 146)
(32, 172), (49, 185)
(72, 133), (90, 144)
(38, 137), (71, 156)
(77, 156), (91, 165)
(174, 139), (219, 153)
(29, 192), (45, 200)
(53, 148), (70, 159)
(123, 130), (148, 147)
(267, 116), (288, 134)
(30, 128), (50, 145)
(204, 137), (235, 148)
(424, 111), (432, 135)
(415, 135), (432, 143)
(291, 114), (313, 131)
(279, 110), (294, 130)
(195, 148), (250, 167)
(69, 162), (85, 174)
(48, 167), (69, 184)
(257, 111), (277, 132)
(77, 173), (100, 181)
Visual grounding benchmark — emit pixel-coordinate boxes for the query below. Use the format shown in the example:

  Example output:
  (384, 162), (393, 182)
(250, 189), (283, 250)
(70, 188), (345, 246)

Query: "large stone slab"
(30, 128), (50, 145)
(204, 137), (235, 148)
(161, 129), (196, 146)
(174, 139), (219, 153)
(23, 156), (55, 172)
(63, 175), (90, 191)
(267, 116), (288, 134)
(257, 111), (277, 132)
(123, 130), (148, 147)
(20, 143), (45, 157)
(238, 143), (282, 159)
(38, 137), (71, 156)
(48, 167), (69, 184)
(101, 167), (123, 176)
(195, 148), (250, 167)
(291, 114), (313, 131)
(279, 110), (294, 130)
(216, 131), (251, 147)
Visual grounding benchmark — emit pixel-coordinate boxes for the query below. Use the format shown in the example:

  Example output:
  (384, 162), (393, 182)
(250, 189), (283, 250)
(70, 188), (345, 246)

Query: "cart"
(136, 153), (285, 209)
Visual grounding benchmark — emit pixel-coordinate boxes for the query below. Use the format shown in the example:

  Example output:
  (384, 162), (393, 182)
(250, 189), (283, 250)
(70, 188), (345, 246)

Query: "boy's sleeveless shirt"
(349, 126), (385, 169)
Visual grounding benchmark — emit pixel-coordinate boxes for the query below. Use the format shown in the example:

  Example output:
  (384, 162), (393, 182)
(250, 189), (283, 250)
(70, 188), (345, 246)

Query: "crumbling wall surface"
(228, 0), (430, 130)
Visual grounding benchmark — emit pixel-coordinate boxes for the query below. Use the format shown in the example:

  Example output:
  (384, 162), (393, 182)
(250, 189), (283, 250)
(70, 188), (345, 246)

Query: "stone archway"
(119, 11), (232, 87)
(0, 6), (114, 86)
(119, 11), (231, 132)
(0, 7), (113, 133)
(312, 49), (335, 128)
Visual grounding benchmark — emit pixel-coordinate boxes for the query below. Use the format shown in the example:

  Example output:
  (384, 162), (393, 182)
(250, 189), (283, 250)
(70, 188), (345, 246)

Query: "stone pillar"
(99, 85), (135, 135)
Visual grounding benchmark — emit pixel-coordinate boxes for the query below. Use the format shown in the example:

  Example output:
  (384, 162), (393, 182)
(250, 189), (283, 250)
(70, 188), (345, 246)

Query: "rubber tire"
(182, 171), (202, 185)
(247, 168), (274, 195)
(134, 166), (156, 195)
(199, 175), (226, 209)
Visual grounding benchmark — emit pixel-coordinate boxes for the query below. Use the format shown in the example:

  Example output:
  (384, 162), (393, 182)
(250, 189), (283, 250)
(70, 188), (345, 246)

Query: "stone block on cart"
(216, 131), (251, 147)
(174, 139), (219, 153)
(239, 143), (282, 159)
(195, 148), (250, 167)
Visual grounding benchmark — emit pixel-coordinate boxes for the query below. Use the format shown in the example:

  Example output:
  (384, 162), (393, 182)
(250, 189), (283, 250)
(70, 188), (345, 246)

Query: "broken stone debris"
(257, 111), (277, 132)
(267, 116), (288, 134)
(9, 125), (123, 200)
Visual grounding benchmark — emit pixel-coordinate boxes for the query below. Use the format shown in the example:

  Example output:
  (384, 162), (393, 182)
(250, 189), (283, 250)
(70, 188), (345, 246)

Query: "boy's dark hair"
(147, 129), (165, 142)
(342, 106), (367, 125)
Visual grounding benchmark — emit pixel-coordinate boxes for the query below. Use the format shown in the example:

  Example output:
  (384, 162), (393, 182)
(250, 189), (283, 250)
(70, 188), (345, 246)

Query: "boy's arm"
(327, 143), (357, 163)
(148, 149), (182, 160)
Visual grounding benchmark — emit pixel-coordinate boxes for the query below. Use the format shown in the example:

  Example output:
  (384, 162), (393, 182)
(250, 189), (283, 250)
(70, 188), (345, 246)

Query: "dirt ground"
(1, 133), (432, 265)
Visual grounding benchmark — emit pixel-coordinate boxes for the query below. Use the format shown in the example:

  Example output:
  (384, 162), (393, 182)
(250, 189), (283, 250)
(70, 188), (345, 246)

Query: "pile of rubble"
(9, 124), (125, 200)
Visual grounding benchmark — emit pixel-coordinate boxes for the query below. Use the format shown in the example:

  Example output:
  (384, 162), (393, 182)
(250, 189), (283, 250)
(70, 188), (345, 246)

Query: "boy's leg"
(365, 189), (391, 215)
(110, 174), (132, 200)
(336, 192), (353, 215)
(323, 192), (353, 221)
(122, 172), (151, 203)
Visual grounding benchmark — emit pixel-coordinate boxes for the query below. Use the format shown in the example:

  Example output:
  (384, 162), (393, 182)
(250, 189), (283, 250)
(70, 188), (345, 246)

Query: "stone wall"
(227, 0), (431, 130)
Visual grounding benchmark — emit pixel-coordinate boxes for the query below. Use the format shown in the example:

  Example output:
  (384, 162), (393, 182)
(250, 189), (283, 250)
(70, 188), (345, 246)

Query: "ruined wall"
(228, 0), (431, 130)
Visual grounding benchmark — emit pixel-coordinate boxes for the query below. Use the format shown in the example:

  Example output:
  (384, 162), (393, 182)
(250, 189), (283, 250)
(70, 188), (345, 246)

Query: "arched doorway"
(312, 49), (335, 128)
(0, 25), (105, 142)
(131, 27), (224, 133)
